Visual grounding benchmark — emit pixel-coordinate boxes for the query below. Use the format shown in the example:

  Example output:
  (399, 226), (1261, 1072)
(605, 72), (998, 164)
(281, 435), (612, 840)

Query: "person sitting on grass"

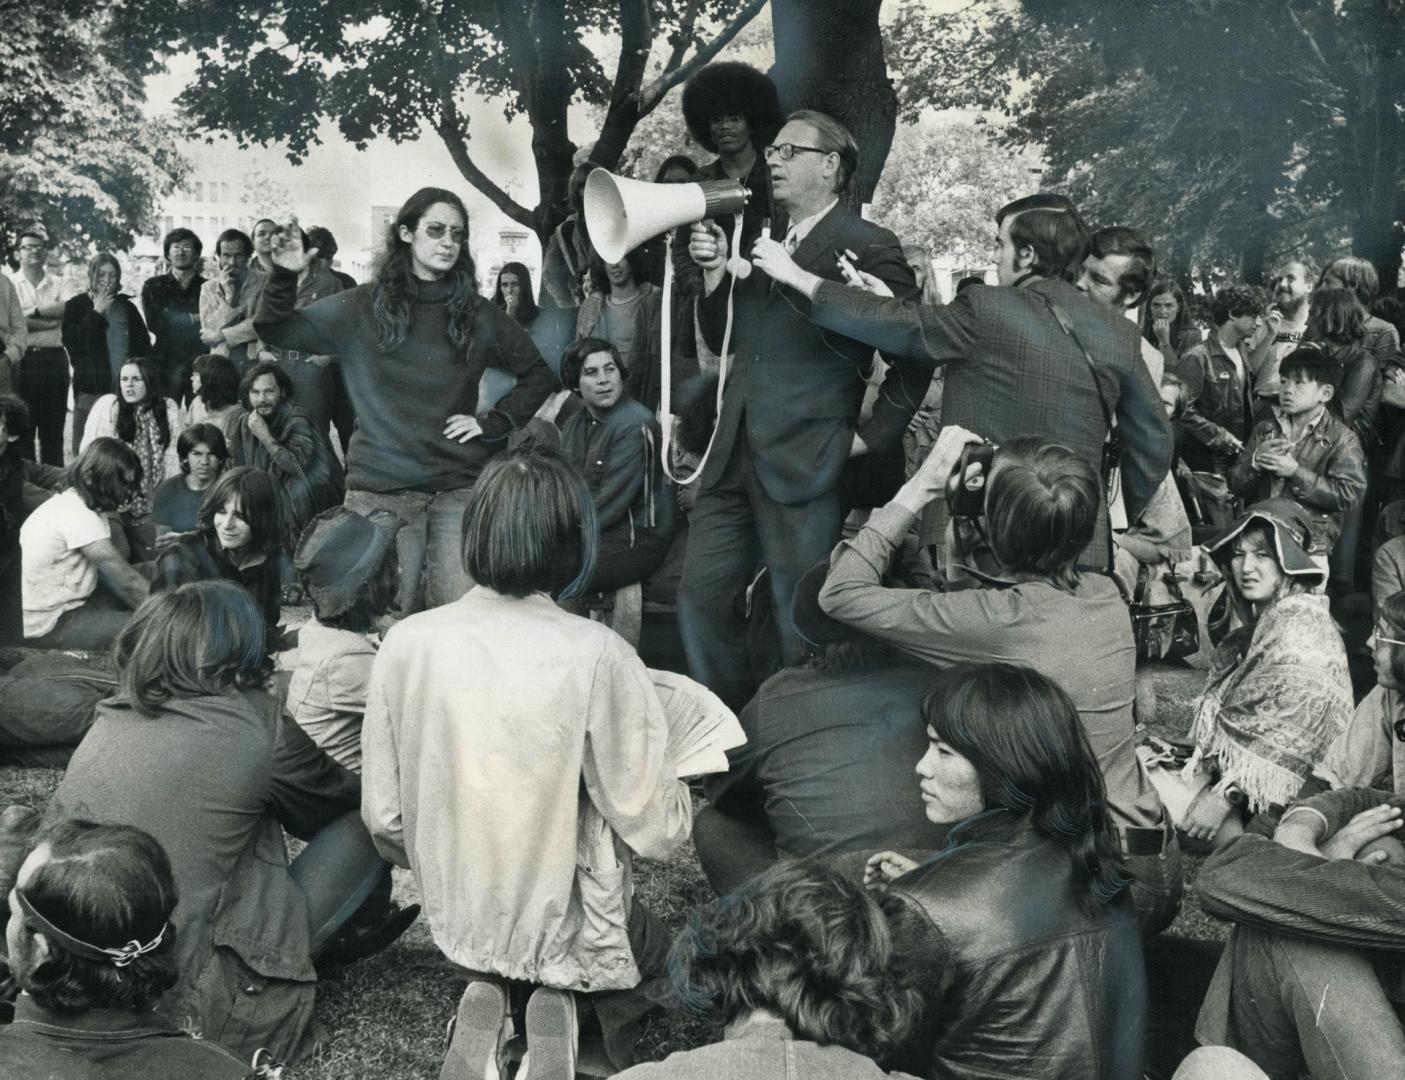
(0, 396), (65, 645)
(610, 861), (924, 1080)
(1172, 500), (1353, 847)
(1194, 787), (1405, 1078)
(154, 466), (285, 639)
(819, 426), (1179, 935)
(865, 663), (1147, 1080)
(558, 337), (674, 594)
(364, 450), (691, 1079)
(288, 505), (401, 773)
(1226, 344), (1366, 587)
(186, 352), (242, 439)
(78, 358), (182, 513)
(1317, 587), (1405, 796)
(46, 581), (412, 1065)
(0, 819), (251, 1078)
(150, 423), (228, 537)
(20, 438), (149, 651)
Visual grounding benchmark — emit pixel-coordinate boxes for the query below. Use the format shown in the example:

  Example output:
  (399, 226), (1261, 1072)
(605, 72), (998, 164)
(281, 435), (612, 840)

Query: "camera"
(947, 443), (996, 518)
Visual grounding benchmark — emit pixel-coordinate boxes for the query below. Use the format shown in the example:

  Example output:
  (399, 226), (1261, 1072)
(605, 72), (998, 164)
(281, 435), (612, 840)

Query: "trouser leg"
(1126, 828), (1185, 936)
(676, 450), (762, 712)
(17, 348), (69, 466)
(71, 391), (101, 460)
(288, 809), (391, 954)
(692, 804), (779, 897)
(425, 486), (476, 610)
(345, 488), (431, 617)
(1197, 924), (1405, 1080)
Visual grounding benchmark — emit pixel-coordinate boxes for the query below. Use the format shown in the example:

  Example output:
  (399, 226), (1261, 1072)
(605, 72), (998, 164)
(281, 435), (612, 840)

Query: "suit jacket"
(809, 275), (1173, 569)
(697, 203), (925, 506)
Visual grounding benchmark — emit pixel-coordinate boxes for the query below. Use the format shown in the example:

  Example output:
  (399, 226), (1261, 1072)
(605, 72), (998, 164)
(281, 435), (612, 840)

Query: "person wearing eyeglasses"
(140, 227), (208, 403)
(681, 109), (925, 712)
(254, 188), (558, 615)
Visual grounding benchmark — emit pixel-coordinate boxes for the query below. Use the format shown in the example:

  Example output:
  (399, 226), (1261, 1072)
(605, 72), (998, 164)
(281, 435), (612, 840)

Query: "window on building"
(194, 182), (204, 202)
(221, 182), (231, 202)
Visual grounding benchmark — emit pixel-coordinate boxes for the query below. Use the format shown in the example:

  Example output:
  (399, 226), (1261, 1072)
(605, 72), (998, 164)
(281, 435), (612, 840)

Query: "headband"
(16, 889), (168, 968)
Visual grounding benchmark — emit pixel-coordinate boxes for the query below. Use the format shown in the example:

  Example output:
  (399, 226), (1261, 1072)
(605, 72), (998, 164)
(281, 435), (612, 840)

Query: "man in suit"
(753, 193), (1173, 572)
(679, 109), (926, 710)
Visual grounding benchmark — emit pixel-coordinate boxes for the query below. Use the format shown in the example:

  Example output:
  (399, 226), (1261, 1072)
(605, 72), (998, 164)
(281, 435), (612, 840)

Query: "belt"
(278, 349), (305, 362)
(1118, 818), (1171, 857)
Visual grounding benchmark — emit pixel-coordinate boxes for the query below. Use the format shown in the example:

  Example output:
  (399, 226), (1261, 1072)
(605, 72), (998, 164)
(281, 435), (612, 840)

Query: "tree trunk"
(524, 0), (578, 240)
(768, 0), (897, 207)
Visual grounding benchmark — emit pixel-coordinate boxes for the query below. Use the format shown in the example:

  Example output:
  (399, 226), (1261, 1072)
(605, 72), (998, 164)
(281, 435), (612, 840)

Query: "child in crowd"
(1228, 344), (1367, 573)
(287, 506), (401, 772)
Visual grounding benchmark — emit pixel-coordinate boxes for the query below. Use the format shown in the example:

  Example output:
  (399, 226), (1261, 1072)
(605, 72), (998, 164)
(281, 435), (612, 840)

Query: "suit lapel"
(767, 203), (847, 300)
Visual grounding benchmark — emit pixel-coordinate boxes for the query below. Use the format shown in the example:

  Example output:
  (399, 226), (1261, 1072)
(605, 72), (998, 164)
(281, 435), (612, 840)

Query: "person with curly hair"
(610, 861), (923, 1079)
(0, 819), (250, 1078)
(255, 189), (558, 614)
(866, 663), (1147, 1079)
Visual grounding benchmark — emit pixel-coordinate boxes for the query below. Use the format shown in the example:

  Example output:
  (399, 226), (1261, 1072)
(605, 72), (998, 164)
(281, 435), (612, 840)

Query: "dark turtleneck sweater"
(255, 268), (558, 493)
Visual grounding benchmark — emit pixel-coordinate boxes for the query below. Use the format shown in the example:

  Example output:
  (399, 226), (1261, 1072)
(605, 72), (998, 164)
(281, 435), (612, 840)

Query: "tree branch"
(660, 0), (706, 77)
(606, 0), (653, 114)
(638, 0), (768, 114)
(416, 0), (534, 228)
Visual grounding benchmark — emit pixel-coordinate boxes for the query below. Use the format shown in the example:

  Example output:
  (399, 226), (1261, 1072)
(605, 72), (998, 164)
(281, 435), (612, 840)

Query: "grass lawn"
(0, 661), (1221, 1077)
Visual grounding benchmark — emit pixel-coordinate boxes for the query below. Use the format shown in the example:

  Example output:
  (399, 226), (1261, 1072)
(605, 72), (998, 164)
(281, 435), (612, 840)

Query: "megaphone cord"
(661, 215), (744, 487)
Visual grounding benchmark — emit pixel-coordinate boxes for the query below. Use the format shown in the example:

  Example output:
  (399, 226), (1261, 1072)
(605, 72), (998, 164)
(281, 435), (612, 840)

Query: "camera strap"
(1037, 290), (1119, 570)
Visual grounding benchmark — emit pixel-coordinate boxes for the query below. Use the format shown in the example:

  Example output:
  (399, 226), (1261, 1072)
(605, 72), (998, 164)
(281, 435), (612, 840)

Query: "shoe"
(519, 987), (577, 1080)
(314, 902), (420, 973)
(440, 980), (509, 1080)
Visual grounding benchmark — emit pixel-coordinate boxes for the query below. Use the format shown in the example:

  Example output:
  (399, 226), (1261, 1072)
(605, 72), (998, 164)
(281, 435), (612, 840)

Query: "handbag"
(1129, 561), (1199, 662)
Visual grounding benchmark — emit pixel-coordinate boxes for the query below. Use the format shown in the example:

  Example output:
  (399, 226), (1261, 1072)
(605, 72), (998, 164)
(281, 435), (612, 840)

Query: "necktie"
(784, 227), (799, 255)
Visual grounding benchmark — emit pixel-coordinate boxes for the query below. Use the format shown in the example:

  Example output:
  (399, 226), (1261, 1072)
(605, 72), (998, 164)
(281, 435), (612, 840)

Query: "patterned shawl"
(130, 403), (167, 512)
(1189, 591), (1352, 813)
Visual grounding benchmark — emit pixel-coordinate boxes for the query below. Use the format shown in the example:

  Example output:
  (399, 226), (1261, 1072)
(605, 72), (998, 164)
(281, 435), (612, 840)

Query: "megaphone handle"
(662, 214), (744, 487)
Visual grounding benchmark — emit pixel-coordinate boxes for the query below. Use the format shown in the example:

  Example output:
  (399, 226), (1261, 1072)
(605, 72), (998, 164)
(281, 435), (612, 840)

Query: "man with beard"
(141, 228), (207, 402)
(1250, 258), (1314, 416)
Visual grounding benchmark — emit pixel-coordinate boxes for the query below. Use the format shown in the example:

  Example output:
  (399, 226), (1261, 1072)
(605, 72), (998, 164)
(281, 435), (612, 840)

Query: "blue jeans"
(344, 486), (475, 615)
(288, 809), (389, 953)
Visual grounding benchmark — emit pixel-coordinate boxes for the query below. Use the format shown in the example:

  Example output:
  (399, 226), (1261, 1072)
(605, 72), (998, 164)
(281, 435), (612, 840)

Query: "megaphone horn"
(584, 168), (749, 264)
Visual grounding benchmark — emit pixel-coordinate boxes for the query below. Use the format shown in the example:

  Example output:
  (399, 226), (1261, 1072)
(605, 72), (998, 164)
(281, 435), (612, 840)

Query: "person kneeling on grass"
(20, 438), (149, 651)
(0, 819), (251, 1079)
(364, 450), (691, 1079)
(613, 861), (924, 1080)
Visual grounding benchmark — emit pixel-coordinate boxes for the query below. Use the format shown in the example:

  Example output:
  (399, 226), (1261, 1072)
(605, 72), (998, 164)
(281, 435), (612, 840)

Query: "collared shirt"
(783, 198), (839, 250)
(10, 269), (64, 348)
(0, 996), (250, 1079)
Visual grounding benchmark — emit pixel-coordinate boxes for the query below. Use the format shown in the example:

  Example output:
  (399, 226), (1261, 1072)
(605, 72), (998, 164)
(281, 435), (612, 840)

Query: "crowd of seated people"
(8, 59), (1405, 1080)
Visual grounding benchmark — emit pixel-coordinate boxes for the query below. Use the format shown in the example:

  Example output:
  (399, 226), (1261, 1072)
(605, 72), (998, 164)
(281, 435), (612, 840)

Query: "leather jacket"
(886, 816), (1147, 1080)
(1176, 330), (1253, 473)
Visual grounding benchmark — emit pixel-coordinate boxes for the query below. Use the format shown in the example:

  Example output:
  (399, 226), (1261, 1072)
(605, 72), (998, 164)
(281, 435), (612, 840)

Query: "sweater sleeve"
(475, 305), (559, 443)
(254, 267), (348, 356)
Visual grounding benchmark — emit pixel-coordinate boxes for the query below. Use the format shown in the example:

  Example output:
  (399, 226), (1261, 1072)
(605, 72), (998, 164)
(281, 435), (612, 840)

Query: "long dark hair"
(196, 466), (282, 556)
(371, 187), (477, 353)
(1141, 277), (1192, 349)
(492, 261), (538, 326)
(923, 663), (1129, 913)
(114, 359), (171, 450)
(17, 819), (180, 1015)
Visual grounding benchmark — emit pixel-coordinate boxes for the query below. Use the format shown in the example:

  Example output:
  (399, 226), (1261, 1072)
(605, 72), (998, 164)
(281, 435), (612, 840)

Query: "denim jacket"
(1227, 405), (1367, 554)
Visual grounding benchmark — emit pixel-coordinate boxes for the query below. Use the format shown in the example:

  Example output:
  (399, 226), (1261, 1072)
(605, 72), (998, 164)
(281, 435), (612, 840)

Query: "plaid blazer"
(810, 274), (1173, 570)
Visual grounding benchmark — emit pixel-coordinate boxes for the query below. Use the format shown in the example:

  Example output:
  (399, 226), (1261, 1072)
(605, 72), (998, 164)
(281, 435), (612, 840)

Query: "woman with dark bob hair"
(613, 861), (922, 1078)
(255, 188), (558, 615)
(187, 351), (242, 437)
(866, 663), (1146, 1080)
(0, 819), (249, 1076)
(154, 465), (285, 635)
(364, 450), (691, 1076)
(46, 581), (394, 1064)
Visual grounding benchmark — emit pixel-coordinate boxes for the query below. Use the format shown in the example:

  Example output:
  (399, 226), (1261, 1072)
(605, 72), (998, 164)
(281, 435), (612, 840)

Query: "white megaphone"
(584, 168), (748, 263)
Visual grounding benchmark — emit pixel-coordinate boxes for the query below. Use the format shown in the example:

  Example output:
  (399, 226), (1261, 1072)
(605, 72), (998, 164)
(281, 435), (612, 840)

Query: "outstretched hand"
(271, 216), (319, 273)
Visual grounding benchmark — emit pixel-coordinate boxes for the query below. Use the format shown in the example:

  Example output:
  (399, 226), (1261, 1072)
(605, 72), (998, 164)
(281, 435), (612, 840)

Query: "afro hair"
(681, 62), (785, 155)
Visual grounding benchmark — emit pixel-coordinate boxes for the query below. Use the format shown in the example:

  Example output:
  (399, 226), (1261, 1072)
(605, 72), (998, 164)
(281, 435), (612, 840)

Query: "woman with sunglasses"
(254, 188), (559, 615)
(1318, 588), (1405, 796)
